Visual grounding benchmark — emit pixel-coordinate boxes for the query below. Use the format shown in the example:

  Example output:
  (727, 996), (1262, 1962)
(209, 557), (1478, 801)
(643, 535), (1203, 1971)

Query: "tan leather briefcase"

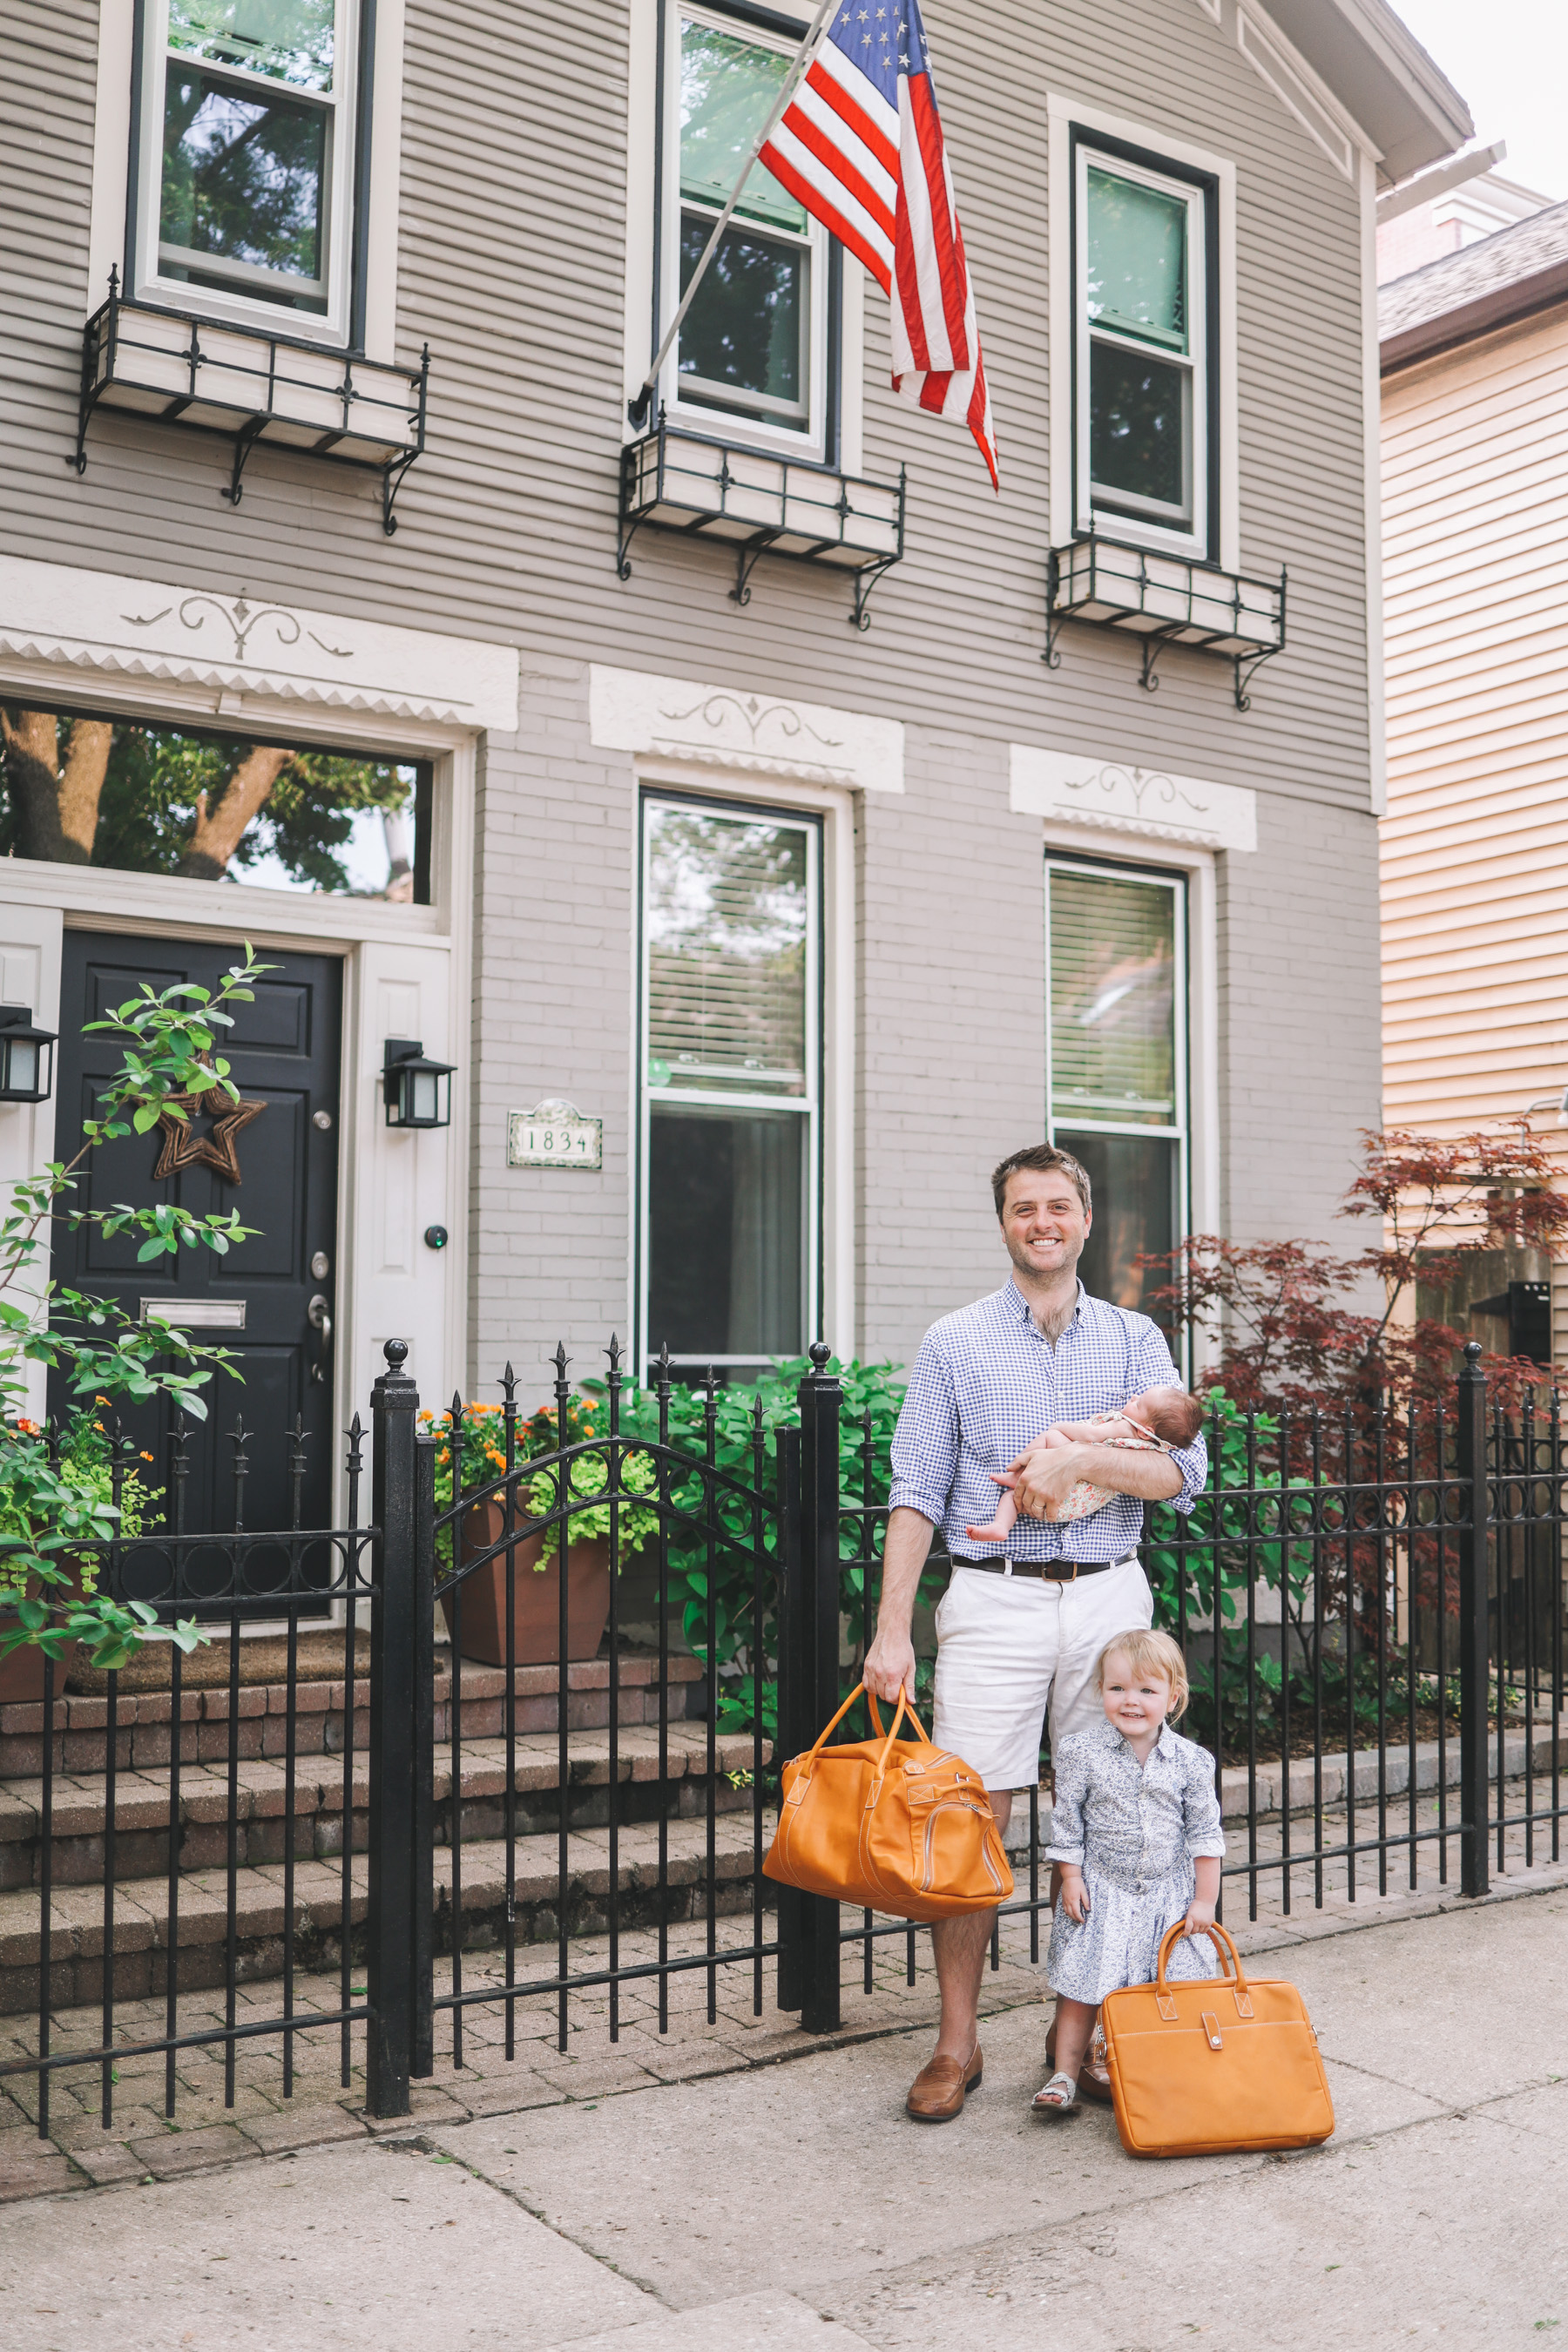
(1099, 1920), (1335, 2158)
(763, 1684), (1013, 1922)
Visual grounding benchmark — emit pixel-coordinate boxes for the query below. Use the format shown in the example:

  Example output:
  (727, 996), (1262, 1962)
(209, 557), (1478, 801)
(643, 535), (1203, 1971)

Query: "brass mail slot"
(140, 1298), (247, 1330)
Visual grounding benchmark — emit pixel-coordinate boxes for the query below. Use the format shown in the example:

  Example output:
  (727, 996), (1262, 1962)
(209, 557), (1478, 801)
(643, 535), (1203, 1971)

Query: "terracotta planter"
(439, 1497), (612, 1666)
(0, 1557), (87, 1700)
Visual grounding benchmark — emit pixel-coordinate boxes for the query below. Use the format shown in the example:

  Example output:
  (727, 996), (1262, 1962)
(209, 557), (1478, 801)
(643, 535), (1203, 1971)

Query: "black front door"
(51, 932), (342, 1541)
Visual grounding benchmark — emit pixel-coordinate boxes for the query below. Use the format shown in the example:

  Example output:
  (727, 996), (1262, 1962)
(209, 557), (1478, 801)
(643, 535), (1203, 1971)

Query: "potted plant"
(0, 950), (269, 1691)
(432, 1395), (659, 1665)
(0, 1407), (162, 1700)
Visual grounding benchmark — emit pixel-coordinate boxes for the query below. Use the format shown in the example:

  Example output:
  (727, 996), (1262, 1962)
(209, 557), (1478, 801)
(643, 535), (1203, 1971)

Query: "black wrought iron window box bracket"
(1045, 533), (1288, 709)
(71, 271), (430, 536)
(617, 414), (906, 630)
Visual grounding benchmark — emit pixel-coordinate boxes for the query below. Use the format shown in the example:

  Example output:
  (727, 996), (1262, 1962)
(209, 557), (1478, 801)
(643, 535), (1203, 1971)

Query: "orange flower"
(140, 1450), (155, 1463)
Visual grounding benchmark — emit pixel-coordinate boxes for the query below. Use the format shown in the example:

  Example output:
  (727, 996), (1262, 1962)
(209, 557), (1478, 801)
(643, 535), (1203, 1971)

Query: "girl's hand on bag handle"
(1058, 1867), (1091, 1923)
(1182, 1898), (1217, 1936)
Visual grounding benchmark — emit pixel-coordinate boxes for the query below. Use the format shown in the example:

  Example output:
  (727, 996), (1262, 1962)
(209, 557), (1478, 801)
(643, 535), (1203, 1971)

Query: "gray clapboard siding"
(0, 0), (1375, 814)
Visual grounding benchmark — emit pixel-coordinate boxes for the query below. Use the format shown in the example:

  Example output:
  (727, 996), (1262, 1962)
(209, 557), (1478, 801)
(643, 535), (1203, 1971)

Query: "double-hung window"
(1045, 859), (1187, 1330)
(132, 0), (363, 340)
(639, 797), (821, 1378)
(1075, 138), (1214, 559)
(658, 6), (835, 460)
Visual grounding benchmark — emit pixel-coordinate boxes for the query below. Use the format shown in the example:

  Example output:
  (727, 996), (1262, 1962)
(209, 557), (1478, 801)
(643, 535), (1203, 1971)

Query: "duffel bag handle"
(802, 1683), (934, 1776)
(1155, 1916), (1249, 1992)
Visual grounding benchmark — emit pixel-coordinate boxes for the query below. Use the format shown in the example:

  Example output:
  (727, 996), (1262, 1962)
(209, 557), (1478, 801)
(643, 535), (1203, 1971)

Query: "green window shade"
(646, 807), (808, 1095)
(168, 0), (336, 92)
(1050, 869), (1177, 1127)
(1086, 165), (1187, 353)
(680, 17), (807, 233)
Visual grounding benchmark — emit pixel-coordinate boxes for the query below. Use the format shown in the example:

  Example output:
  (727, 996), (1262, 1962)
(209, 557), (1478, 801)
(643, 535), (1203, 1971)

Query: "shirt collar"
(1004, 1276), (1086, 1329)
(1112, 1720), (1179, 1764)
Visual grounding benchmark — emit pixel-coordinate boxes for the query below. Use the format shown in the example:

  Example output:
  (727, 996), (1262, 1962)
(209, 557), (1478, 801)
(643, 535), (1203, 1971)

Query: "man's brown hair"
(990, 1144), (1092, 1220)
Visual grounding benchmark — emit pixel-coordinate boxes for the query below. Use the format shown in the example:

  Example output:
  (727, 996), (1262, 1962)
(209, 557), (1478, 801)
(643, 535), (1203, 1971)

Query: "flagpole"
(629, 0), (844, 427)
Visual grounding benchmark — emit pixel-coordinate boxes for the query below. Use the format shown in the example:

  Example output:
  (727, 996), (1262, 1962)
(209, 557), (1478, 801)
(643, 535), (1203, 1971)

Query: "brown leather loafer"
(905, 2043), (983, 2122)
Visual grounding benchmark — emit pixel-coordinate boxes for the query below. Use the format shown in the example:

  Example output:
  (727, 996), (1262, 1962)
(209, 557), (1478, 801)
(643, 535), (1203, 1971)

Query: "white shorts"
(930, 1556), (1155, 1793)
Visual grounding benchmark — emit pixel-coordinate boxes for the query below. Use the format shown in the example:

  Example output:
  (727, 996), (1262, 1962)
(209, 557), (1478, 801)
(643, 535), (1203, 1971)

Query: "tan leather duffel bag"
(1099, 1919), (1335, 2158)
(763, 1684), (1013, 1922)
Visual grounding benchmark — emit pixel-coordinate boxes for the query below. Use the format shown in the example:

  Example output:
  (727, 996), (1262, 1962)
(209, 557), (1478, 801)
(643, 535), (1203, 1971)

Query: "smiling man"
(862, 1144), (1206, 2122)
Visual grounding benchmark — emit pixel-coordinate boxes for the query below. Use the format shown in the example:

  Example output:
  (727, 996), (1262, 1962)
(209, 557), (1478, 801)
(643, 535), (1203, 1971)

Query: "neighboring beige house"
(1380, 198), (1568, 1367)
(0, 0), (1470, 1530)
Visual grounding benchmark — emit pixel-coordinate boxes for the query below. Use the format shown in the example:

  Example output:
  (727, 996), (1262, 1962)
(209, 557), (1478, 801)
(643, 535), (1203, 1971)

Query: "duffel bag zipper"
(920, 1801), (1004, 1895)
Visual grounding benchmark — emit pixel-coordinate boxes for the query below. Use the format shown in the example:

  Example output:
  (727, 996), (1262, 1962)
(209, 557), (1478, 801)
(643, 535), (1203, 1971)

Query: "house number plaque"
(507, 1099), (602, 1172)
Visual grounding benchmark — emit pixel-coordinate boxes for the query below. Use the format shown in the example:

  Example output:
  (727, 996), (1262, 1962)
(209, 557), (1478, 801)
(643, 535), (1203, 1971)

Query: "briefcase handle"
(1155, 1916), (1249, 1995)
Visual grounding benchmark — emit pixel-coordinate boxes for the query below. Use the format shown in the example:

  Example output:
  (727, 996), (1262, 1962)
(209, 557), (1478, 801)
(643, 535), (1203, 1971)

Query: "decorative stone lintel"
(1009, 745), (1257, 853)
(589, 663), (904, 794)
(0, 555), (519, 735)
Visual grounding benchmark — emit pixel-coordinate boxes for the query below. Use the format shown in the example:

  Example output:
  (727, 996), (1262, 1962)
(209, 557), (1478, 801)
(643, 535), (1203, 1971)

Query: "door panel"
(51, 933), (342, 1560)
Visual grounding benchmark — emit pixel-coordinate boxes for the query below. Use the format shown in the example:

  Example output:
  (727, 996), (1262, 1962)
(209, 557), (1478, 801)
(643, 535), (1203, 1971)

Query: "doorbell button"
(423, 1224), (449, 1251)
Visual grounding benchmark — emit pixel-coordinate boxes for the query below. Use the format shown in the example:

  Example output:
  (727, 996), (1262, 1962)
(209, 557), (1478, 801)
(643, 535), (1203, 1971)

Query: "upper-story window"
(132, 0), (364, 343)
(658, 6), (835, 461)
(1075, 137), (1215, 561)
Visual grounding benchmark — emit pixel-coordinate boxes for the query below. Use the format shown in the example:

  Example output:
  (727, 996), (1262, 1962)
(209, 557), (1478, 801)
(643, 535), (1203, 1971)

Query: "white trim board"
(1009, 746), (1257, 855)
(0, 558), (519, 734)
(589, 665), (903, 795)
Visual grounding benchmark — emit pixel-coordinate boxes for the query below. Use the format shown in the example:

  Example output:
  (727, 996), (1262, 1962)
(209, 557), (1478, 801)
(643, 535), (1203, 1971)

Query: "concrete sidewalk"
(2, 1881), (1565, 2351)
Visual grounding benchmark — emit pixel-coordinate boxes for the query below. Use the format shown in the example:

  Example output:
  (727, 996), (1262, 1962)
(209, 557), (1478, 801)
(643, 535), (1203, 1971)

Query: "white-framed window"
(1074, 137), (1213, 559)
(656, 3), (835, 461)
(1045, 856), (1188, 1330)
(638, 793), (821, 1378)
(131, 0), (365, 342)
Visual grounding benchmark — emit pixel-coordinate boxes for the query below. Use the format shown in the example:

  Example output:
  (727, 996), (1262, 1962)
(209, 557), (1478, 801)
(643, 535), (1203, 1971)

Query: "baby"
(966, 1385), (1205, 1543)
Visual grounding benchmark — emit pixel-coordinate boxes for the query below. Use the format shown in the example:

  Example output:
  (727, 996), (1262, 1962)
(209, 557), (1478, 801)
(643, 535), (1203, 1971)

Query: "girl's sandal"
(1031, 2072), (1080, 2118)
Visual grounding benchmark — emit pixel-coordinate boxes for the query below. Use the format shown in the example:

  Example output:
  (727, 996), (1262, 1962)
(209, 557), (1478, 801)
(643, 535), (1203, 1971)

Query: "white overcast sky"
(1393, 0), (1568, 199)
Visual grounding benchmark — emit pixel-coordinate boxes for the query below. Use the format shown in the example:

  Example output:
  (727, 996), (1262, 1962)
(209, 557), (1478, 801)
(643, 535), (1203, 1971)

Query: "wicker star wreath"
(152, 1087), (267, 1186)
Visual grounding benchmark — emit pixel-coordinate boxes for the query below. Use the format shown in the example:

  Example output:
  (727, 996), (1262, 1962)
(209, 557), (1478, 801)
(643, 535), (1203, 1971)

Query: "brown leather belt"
(958, 1553), (1134, 1582)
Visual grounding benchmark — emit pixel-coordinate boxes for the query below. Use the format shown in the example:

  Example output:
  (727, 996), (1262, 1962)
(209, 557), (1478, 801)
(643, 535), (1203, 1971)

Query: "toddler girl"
(1033, 1626), (1227, 2117)
(966, 1385), (1204, 1544)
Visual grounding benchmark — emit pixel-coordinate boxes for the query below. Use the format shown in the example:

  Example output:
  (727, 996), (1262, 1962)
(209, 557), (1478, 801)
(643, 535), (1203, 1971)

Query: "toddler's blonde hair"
(1096, 1628), (1190, 1721)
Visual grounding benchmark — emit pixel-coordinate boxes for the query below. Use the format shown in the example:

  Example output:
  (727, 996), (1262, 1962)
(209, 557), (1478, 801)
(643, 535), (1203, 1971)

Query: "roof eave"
(1381, 262), (1568, 374)
(1258, 0), (1472, 183)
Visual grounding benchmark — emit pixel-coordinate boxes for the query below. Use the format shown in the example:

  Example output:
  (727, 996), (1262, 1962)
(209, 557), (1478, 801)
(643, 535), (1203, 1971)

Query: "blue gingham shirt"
(888, 1280), (1206, 1563)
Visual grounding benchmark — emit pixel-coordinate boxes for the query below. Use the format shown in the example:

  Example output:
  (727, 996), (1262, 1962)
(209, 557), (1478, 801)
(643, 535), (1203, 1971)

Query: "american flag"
(760, 0), (998, 488)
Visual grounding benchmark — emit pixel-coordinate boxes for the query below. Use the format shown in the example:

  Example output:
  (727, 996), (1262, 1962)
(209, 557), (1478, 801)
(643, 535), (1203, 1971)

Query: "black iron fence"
(2, 1337), (1563, 2137)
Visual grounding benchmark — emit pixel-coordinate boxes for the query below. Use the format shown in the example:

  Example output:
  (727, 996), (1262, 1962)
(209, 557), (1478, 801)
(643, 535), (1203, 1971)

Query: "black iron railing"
(2, 1337), (1562, 2136)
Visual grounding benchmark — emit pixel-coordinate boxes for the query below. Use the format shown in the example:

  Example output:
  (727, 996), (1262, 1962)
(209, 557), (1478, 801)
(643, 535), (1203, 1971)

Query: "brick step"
(0, 1813), (774, 2014)
(0, 1721), (767, 1892)
(0, 1646), (705, 1780)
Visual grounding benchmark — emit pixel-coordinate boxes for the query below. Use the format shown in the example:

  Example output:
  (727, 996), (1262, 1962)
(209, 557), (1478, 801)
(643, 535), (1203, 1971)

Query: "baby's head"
(1125, 1384), (1204, 1447)
(1096, 1628), (1190, 1728)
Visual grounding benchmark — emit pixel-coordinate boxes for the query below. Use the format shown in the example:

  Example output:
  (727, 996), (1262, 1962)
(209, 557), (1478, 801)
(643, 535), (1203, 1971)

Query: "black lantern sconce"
(0, 1005), (57, 1104)
(382, 1037), (456, 1130)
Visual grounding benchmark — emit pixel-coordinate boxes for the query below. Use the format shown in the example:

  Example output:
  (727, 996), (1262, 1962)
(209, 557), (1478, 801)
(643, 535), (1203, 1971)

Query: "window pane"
(646, 806), (808, 1096)
(1086, 165), (1187, 352)
(1050, 869), (1178, 1127)
(648, 1106), (804, 1360)
(679, 213), (805, 419)
(1089, 340), (1187, 514)
(168, 0), (336, 93)
(1055, 1131), (1176, 1328)
(0, 706), (429, 901)
(680, 17), (805, 233)
(161, 71), (326, 293)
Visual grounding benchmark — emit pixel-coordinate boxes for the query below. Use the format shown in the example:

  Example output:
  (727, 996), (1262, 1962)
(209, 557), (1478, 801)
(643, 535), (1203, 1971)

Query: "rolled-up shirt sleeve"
(1042, 1734), (1090, 1866)
(1133, 1321), (1207, 1517)
(1183, 1745), (1227, 1860)
(887, 1335), (960, 1526)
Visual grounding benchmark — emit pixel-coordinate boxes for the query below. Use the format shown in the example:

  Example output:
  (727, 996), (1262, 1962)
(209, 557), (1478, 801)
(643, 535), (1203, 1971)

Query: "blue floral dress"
(1044, 1720), (1227, 2004)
